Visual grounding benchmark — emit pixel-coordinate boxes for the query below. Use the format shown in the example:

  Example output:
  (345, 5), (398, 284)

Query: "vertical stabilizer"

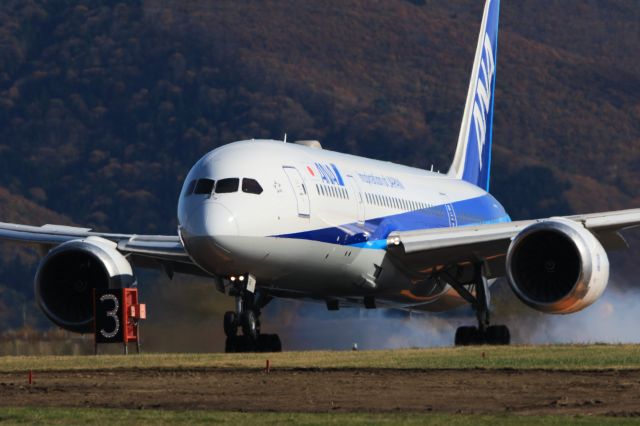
(447, 0), (500, 191)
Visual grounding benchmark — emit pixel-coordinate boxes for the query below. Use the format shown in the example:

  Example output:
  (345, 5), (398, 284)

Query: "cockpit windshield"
(215, 178), (240, 193)
(242, 178), (263, 194)
(187, 177), (263, 196)
(185, 179), (197, 195)
(194, 179), (215, 195)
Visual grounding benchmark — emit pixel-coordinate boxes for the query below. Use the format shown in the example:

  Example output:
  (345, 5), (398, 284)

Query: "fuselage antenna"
(283, 133), (287, 143)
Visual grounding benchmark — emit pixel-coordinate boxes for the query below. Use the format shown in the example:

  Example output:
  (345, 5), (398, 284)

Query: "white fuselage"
(177, 140), (510, 311)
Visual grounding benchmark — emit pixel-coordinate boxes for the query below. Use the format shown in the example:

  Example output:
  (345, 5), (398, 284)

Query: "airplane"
(1, 0), (639, 352)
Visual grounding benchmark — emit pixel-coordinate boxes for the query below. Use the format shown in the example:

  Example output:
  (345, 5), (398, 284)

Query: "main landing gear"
(223, 281), (282, 353)
(440, 263), (510, 346)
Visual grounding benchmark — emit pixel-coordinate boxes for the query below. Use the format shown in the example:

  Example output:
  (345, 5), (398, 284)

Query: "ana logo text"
(471, 31), (495, 169)
(315, 163), (345, 186)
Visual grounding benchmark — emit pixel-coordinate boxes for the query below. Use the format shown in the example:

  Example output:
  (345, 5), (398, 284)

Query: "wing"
(385, 208), (640, 279)
(0, 222), (210, 277)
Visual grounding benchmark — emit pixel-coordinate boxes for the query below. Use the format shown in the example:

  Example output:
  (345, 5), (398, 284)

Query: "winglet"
(447, 0), (500, 192)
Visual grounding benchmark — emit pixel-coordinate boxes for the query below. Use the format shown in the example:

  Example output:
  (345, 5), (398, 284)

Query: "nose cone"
(180, 202), (239, 274)
(181, 201), (238, 239)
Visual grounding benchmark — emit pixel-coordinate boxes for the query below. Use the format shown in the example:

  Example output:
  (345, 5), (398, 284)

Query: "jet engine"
(35, 237), (136, 333)
(506, 218), (609, 314)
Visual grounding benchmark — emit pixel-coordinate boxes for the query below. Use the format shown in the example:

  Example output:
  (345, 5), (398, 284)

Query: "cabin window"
(194, 179), (215, 195)
(242, 178), (263, 195)
(215, 178), (240, 193)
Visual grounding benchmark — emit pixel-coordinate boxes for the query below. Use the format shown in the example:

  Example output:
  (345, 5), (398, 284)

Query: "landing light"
(230, 276), (236, 282)
(239, 275), (245, 282)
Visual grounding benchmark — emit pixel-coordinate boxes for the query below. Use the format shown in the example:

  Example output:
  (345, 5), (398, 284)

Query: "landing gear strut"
(441, 263), (510, 346)
(223, 281), (282, 353)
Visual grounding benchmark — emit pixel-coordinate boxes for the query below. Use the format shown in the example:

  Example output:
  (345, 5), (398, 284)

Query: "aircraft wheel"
(223, 311), (238, 338)
(455, 326), (480, 346)
(486, 325), (510, 345)
(224, 336), (237, 353)
(258, 334), (282, 352)
(241, 310), (259, 341)
(269, 334), (282, 352)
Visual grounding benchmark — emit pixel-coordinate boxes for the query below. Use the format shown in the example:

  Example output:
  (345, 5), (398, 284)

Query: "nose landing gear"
(223, 277), (282, 353)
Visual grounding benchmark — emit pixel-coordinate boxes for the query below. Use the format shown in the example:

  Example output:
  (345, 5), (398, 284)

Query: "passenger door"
(283, 166), (310, 217)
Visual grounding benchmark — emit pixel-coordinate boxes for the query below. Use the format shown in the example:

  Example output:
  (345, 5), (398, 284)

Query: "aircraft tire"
(225, 336), (237, 353)
(241, 310), (259, 341)
(455, 326), (478, 346)
(486, 325), (510, 345)
(265, 334), (282, 352)
(223, 311), (238, 338)
(254, 334), (282, 352)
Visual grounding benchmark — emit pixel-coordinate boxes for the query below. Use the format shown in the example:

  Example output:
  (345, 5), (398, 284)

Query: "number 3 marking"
(99, 294), (120, 338)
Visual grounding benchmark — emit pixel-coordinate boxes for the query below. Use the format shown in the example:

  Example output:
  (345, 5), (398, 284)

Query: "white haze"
(264, 284), (640, 351)
(523, 286), (640, 344)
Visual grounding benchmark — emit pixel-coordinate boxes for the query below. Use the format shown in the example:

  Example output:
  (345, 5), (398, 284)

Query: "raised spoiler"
(385, 209), (640, 278)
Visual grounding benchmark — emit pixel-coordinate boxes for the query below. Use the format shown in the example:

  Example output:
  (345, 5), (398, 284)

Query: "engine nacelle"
(35, 237), (136, 333)
(506, 218), (609, 314)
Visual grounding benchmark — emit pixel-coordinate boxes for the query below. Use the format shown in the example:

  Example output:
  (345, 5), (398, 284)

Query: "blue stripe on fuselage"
(274, 194), (510, 249)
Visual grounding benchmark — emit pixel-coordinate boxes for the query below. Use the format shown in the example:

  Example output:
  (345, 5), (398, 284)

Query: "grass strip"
(1, 344), (640, 373)
(0, 407), (639, 426)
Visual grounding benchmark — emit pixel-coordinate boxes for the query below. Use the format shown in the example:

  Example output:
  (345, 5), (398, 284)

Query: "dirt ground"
(1, 367), (640, 415)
